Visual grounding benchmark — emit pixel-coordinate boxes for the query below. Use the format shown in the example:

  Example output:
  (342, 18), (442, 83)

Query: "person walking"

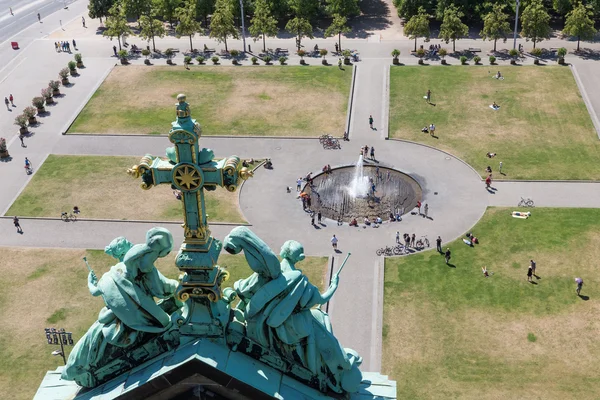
(411, 233), (416, 248)
(338, 58), (342, 69)
(485, 174), (492, 189)
(10, 7), (13, 15)
(396, 231), (400, 244)
(13, 216), (22, 233)
(444, 248), (451, 264)
(311, 214), (315, 226)
(296, 177), (302, 192)
(424, 203), (428, 218)
(530, 259), (536, 277)
(82, 16), (86, 27)
(575, 277), (584, 296)
(113, 45), (118, 56)
(416, 201), (422, 216)
(72, 39), (77, 50)
(527, 265), (533, 282)
(317, 211), (322, 224)
(426, 89), (431, 103)
(499, 161), (503, 174)
(9, 94), (14, 107)
(335, 42), (339, 53)
(404, 233), (410, 248)
(436, 236), (442, 253)
(19, 133), (25, 147)
(54, 42), (59, 52)
(370, 146), (375, 160)
(429, 123), (435, 137)
(331, 234), (338, 250)
(37, 12), (41, 22)
(4, 97), (10, 111)
(369, 115), (374, 129)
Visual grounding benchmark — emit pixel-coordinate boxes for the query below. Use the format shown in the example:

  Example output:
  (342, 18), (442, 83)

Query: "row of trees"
(94, 0), (359, 52)
(405, 0), (597, 51)
(394, 0), (600, 23)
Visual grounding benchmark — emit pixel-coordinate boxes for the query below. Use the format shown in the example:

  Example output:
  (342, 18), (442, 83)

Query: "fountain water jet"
(346, 155), (370, 198)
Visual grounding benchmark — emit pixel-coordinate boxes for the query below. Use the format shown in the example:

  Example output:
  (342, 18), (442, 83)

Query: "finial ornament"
(176, 93), (191, 118)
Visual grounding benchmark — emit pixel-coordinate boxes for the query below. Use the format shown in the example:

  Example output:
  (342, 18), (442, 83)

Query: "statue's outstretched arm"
(87, 271), (101, 297)
(317, 274), (339, 304)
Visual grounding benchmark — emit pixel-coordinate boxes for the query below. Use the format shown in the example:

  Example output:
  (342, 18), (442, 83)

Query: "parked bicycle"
(319, 134), (341, 149)
(61, 211), (78, 222)
(376, 244), (406, 256)
(518, 197), (535, 207)
(415, 236), (430, 251)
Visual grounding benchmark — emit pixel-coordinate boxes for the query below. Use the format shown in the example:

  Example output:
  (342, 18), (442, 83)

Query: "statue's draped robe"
(62, 250), (178, 387)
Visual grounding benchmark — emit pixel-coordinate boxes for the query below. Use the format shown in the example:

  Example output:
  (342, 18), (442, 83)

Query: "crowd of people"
(55, 40), (76, 53)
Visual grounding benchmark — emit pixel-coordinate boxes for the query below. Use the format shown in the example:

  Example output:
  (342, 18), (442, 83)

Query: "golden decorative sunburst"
(173, 164), (202, 191)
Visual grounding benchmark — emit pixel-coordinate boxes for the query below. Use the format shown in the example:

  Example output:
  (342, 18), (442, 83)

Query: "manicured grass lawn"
(389, 66), (600, 180)
(69, 66), (352, 136)
(0, 247), (327, 400)
(382, 207), (600, 399)
(6, 155), (246, 223)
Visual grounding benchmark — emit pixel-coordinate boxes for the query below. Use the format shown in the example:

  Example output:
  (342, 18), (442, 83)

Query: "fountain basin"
(305, 164), (422, 222)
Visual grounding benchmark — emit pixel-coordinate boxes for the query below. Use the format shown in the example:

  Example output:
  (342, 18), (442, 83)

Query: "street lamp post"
(239, 0), (247, 52)
(513, 0), (521, 50)
(45, 327), (74, 365)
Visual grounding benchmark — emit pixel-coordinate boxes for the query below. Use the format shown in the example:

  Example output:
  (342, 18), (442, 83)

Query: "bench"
(468, 47), (482, 52)
(275, 48), (289, 55)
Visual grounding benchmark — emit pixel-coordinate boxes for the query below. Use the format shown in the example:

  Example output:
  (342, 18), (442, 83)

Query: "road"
(0, 0), (75, 43)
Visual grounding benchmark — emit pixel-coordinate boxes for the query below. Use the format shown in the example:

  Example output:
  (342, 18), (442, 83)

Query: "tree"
(325, 0), (360, 18)
(325, 14), (351, 51)
(438, 4), (468, 52)
(553, 0), (573, 17)
(404, 6), (429, 52)
(88, 0), (115, 22)
(176, 0), (203, 51)
(286, 17), (313, 52)
(249, 0), (278, 52)
(196, 0), (216, 25)
(139, 15), (166, 51)
(288, 0), (320, 20)
(122, 0), (150, 20)
(103, 1), (132, 50)
(520, 0), (551, 49)
(480, 3), (511, 52)
(563, 3), (597, 51)
(152, 0), (180, 28)
(209, 0), (239, 52)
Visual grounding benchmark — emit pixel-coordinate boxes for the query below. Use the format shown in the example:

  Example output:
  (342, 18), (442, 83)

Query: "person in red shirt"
(485, 175), (492, 188)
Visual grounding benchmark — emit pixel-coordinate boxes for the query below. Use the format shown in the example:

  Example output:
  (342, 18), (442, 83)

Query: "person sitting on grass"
(482, 266), (491, 277)
(389, 213), (395, 222)
(73, 206), (80, 214)
(495, 71), (503, 80)
(421, 126), (429, 133)
(173, 190), (182, 200)
(375, 216), (383, 224)
(364, 216), (371, 226)
(486, 152), (496, 158)
(349, 218), (358, 227)
(491, 102), (500, 110)
(486, 166), (492, 173)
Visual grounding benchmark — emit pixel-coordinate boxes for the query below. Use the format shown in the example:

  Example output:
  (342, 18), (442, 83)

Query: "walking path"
(1, 0), (600, 372)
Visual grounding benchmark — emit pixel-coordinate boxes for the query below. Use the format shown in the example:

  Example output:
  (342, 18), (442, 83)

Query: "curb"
(66, 133), (322, 140)
(345, 64), (358, 137)
(386, 137), (483, 180)
(1, 153), (50, 217)
(370, 256), (384, 371)
(0, 215), (250, 226)
(570, 64), (600, 139)
(61, 62), (117, 135)
(381, 63), (390, 140)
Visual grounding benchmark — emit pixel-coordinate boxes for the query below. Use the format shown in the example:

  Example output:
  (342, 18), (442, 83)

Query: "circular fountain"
(305, 156), (422, 222)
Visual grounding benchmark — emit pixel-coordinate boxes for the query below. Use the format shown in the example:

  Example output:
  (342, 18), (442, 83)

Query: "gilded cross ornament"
(127, 94), (252, 316)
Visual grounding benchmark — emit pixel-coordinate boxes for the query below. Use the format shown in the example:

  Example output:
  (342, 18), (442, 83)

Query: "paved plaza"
(1, 0), (600, 374)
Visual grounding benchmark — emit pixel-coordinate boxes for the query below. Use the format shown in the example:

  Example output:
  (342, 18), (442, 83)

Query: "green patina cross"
(128, 94), (252, 305)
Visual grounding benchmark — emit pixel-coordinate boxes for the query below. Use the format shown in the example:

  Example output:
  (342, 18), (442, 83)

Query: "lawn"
(389, 66), (600, 180)
(6, 155), (247, 223)
(69, 66), (352, 136)
(382, 207), (600, 399)
(0, 247), (327, 400)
